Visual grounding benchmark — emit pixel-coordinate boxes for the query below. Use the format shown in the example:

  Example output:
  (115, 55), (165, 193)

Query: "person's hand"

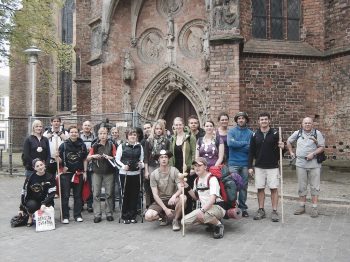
(196, 210), (205, 223)
(94, 154), (102, 159)
(168, 196), (176, 206)
(189, 169), (195, 176)
(83, 172), (87, 181)
(18, 210), (24, 216)
(248, 168), (254, 178)
(63, 167), (68, 174)
(306, 152), (315, 161)
(123, 165), (129, 171)
(40, 205), (46, 211)
(290, 152), (296, 159)
(278, 141), (285, 149)
(165, 208), (174, 219)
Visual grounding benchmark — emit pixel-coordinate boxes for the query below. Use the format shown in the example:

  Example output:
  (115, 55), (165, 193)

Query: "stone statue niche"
(123, 50), (135, 81)
(211, 0), (239, 32)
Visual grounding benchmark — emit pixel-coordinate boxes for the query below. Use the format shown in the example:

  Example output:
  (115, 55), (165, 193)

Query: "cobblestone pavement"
(1, 175), (349, 262)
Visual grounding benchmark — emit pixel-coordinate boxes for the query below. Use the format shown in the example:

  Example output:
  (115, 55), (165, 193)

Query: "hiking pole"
(182, 139), (187, 237)
(55, 139), (63, 223)
(279, 127), (284, 224)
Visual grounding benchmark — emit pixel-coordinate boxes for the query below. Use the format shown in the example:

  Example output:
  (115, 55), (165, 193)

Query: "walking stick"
(55, 137), (63, 223)
(279, 127), (284, 224)
(182, 138), (187, 237)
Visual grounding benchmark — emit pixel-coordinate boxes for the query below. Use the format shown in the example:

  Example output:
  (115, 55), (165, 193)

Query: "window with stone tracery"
(59, 0), (74, 111)
(252, 0), (300, 41)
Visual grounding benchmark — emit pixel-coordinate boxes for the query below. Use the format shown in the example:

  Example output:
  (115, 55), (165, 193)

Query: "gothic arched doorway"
(162, 93), (197, 131)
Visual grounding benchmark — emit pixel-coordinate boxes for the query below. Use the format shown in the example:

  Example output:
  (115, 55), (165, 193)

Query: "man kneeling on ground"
(144, 150), (186, 231)
(181, 157), (225, 239)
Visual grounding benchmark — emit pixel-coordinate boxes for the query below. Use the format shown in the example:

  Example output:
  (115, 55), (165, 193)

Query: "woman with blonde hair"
(22, 120), (50, 177)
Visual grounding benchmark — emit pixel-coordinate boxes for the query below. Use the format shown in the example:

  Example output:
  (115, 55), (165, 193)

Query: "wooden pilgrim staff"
(279, 127), (284, 224)
(55, 138), (63, 223)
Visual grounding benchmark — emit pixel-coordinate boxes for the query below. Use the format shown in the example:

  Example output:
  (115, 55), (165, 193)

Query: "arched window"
(59, 0), (74, 111)
(252, 0), (300, 41)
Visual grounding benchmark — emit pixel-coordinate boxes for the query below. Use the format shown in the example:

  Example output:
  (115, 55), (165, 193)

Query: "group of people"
(19, 112), (325, 239)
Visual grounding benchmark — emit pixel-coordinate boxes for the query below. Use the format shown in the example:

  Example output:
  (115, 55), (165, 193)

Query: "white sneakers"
(62, 219), (69, 224)
(76, 217), (83, 222)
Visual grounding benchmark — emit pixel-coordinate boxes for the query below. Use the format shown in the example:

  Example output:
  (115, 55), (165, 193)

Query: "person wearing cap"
(248, 112), (285, 222)
(144, 150), (185, 231)
(227, 112), (253, 217)
(182, 157), (225, 239)
(18, 159), (56, 227)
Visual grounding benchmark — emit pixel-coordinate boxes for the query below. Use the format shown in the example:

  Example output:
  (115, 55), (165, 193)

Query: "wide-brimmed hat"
(154, 149), (173, 159)
(192, 157), (208, 166)
(234, 112), (249, 123)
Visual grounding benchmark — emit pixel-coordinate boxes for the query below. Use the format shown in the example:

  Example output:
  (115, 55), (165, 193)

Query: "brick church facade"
(9, 0), (350, 158)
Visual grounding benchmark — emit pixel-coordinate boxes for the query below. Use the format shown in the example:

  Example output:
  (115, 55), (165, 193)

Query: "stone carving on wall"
(157, 0), (183, 17)
(178, 19), (208, 59)
(91, 25), (102, 56)
(123, 50), (135, 81)
(211, 0), (239, 35)
(138, 29), (166, 64)
(167, 14), (175, 47)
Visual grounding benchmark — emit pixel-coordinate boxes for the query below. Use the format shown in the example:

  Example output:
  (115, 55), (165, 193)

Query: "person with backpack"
(87, 127), (117, 223)
(115, 129), (144, 224)
(196, 120), (224, 168)
(227, 112), (253, 218)
(58, 126), (88, 224)
(248, 112), (285, 222)
(286, 117), (325, 218)
(22, 120), (50, 178)
(144, 150), (184, 231)
(182, 157), (225, 239)
(144, 120), (170, 208)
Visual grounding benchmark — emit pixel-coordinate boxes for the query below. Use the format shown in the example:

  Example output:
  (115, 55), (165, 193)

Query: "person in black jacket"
(18, 159), (56, 227)
(248, 112), (285, 222)
(58, 126), (88, 224)
(22, 120), (50, 177)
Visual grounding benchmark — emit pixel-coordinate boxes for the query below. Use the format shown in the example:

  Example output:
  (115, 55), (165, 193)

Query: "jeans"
(229, 166), (249, 211)
(60, 172), (83, 219)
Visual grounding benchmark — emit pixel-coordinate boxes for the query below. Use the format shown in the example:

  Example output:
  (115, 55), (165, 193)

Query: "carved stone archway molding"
(136, 64), (209, 123)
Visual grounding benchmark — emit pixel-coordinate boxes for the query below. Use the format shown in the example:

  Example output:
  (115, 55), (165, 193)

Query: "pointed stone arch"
(136, 65), (209, 123)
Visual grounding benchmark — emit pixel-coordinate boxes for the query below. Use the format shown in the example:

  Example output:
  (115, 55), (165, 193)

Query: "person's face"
(69, 128), (79, 140)
(33, 123), (43, 134)
(83, 122), (92, 133)
(258, 116), (270, 129)
(51, 119), (61, 129)
(154, 124), (163, 136)
(34, 161), (46, 174)
(98, 130), (108, 141)
(194, 162), (206, 175)
(111, 129), (119, 139)
(128, 132), (137, 143)
(158, 155), (169, 166)
(174, 120), (184, 133)
(204, 122), (214, 134)
(219, 115), (229, 128)
(143, 124), (152, 136)
(188, 118), (199, 131)
(302, 118), (313, 132)
(237, 116), (247, 127)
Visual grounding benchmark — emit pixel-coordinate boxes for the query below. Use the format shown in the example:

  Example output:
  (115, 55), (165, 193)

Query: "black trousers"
(60, 172), (83, 219)
(119, 174), (140, 220)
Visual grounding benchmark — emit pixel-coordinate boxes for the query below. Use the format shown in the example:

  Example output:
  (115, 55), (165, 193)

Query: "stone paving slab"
(1, 175), (350, 262)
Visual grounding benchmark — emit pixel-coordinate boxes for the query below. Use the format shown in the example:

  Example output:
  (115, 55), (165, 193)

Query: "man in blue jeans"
(227, 112), (253, 217)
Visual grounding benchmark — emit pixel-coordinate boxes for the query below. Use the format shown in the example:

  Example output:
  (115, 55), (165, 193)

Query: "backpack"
(296, 129), (326, 163)
(194, 165), (238, 210)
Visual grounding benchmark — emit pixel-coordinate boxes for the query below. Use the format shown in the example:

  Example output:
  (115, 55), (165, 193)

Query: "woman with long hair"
(18, 159), (56, 227)
(144, 120), (170, 207)
(217, 112), (230, 162)
(115, 129), (144, 224)
(22, 120), (50, 177)
(196, 120), (224, 168)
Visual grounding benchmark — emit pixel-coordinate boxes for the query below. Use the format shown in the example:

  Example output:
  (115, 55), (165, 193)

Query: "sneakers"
(87, 207), (93, 213)
(242, 210), (249, 217)
(294, 206), (306, 215)
(75, 217), (83, 222)
(62, 219), (69, 224)
(172, 220), (181, 231)
(94, 217), (102, 223)
(213, 224), (224, 239)
(271, 210), (279, 222)
(123, 219), (131, 224)
(130, 219), (137, 224)
(310, 207), (319, 218)
(106, 216), (114, 222)
(253, 208), (266, 220)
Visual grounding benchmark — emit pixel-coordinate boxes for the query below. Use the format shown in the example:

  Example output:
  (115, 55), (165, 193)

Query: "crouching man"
(144, 150), (186, 231)
(182, 157), (225, 239)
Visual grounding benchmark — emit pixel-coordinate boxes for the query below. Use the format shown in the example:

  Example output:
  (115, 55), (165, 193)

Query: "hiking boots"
(242, 210), (249, 217)
(271, 210), (279, 222)
(172, 220), (180, 231)
(294, 206), (306, 215)
(213, 224), (224, 239)
(310, 207), (319, 218)
(253, 208), (266, 220)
